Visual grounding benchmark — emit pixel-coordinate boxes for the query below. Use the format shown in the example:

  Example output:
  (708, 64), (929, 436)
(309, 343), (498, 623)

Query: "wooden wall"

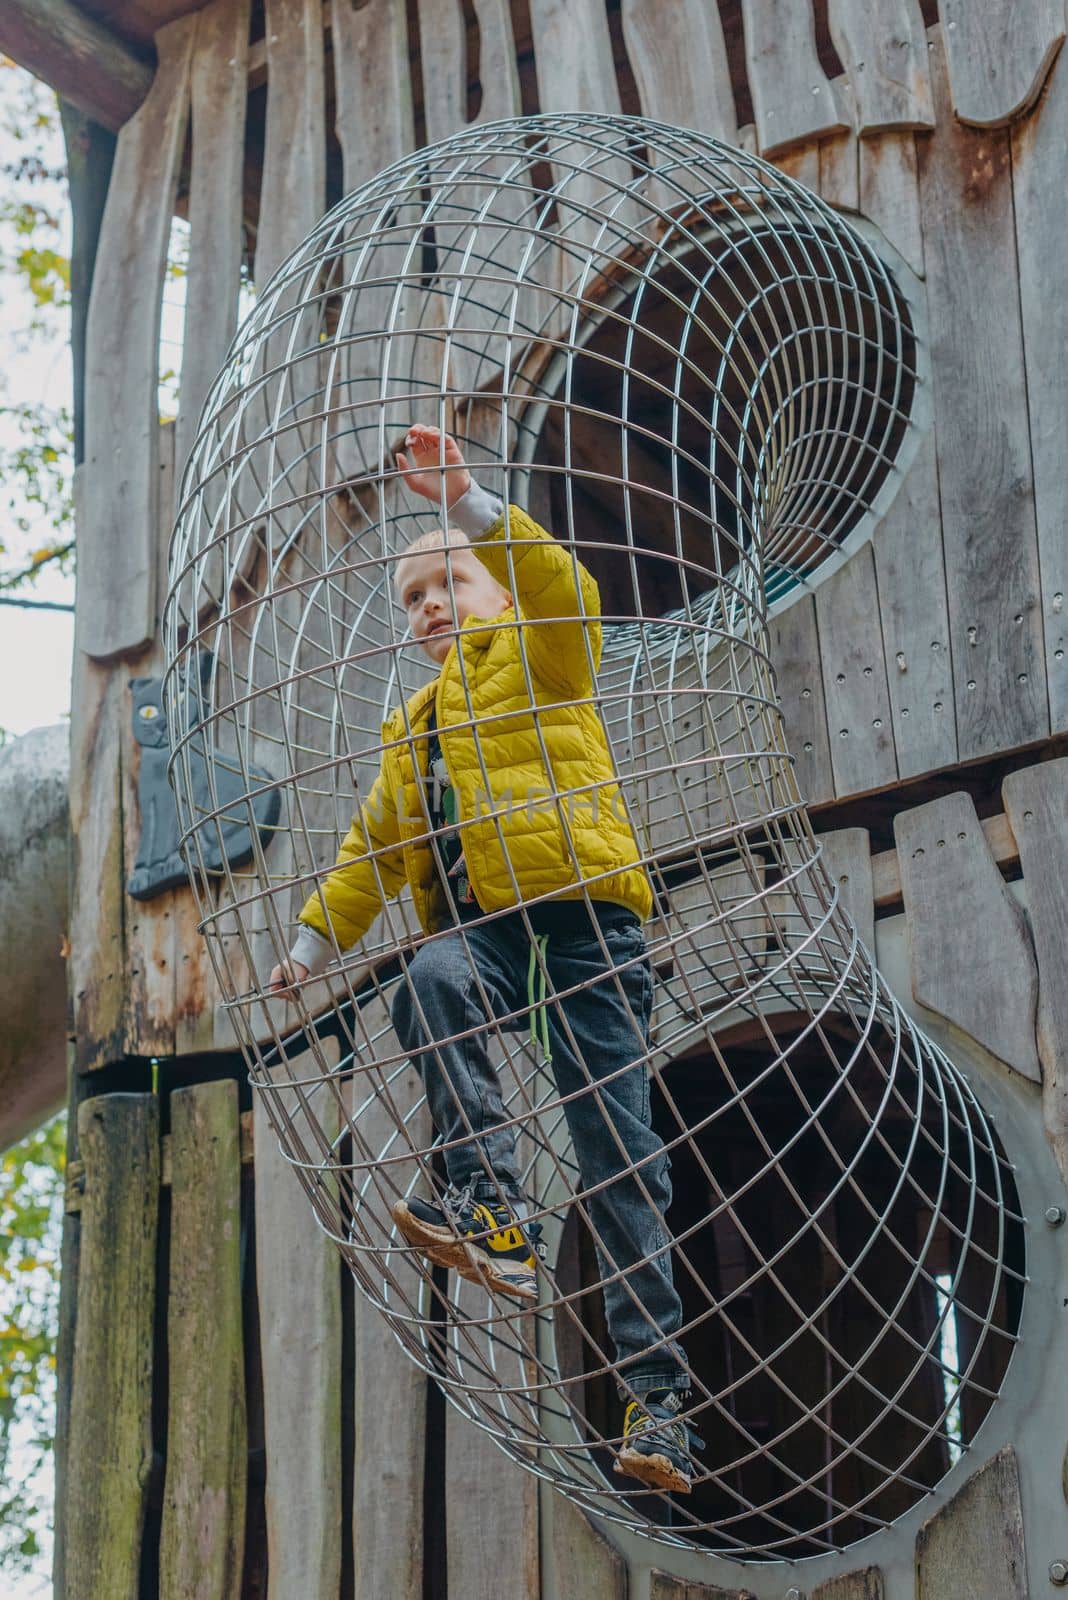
(67, 0), (1068, 1068)
(54, 4), (1068, 1596)
(57, 751), (1068, 1598)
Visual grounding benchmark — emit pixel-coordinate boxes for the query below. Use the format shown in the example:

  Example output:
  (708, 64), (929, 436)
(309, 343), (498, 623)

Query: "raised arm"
(453, 485), (602, 695)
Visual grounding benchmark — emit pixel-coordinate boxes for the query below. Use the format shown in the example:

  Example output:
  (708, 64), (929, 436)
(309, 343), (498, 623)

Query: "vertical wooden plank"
(331, 0), (414, 186)
(740, 0), (848, 157)
(236, 0), (328, 1043)
(917, 31), (1048, 761)
(255, 1046), (343, 1600)
(826, 0), (933, 132)
(940, 0), (1064, 128)
(81, 15), (195, 659)
(550, 1494), (627, 1598)
(818, 79), (859, 211)
(122, 422), (179, 1061)
(258, 0), (326, 286)
(416, 0), (523, 395)
(445, 1307), (539, 1599)
(348, 997), (428, 1600)
(176, 0), (250, 483)
(528, 0), (621, 119)
(69, 649), (127, 1070)
(815, 543), (898, 797)
(811, 1570), (884, 1600)
(1002, 759), (1068, 1184)
(621, 0), (736, 144)
(418, 0), (518, 142)
(66, 1094), (160, 1600)
(871, 429), (957, 778)
(769, 593), (835, 805)
(819, 827), (875, 952)
(1011, 47), (1068, 732)
(160, 1080), (247, 1600)
(894, 791), (1042, 1082)
(916, 1446), (1028, 1599)
(859, 130), (924, 277)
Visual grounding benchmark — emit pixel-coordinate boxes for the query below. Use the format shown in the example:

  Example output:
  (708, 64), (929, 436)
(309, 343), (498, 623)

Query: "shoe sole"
(391, 1200), (538, 1303)
(614, 1446), (692, 1495)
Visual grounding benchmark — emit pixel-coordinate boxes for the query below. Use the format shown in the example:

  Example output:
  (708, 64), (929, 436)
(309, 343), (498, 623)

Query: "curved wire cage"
(164, 115), (1024, 1559)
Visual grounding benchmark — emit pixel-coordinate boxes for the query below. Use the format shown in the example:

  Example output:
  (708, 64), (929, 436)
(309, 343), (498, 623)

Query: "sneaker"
(392, 1184), (544, 1303)
(613, 1388), (703, 1494)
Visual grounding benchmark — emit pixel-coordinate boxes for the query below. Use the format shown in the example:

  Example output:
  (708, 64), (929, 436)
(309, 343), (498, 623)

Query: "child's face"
(397, 544), (510, 665)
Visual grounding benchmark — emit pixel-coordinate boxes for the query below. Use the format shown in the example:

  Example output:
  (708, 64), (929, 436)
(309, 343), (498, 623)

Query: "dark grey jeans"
(390, 912), (689, 1395)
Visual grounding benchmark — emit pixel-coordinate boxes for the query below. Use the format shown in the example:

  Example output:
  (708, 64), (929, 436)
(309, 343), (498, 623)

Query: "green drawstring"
(526, 933), (552, 1064)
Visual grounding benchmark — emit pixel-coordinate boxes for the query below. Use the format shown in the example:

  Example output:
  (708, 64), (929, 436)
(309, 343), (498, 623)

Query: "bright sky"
(0, 80), (74, 742)
(0, 66), (187, 746)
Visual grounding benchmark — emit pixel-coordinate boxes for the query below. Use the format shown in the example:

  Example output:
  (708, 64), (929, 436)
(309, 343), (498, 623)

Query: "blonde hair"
(392, 524), (469, 593)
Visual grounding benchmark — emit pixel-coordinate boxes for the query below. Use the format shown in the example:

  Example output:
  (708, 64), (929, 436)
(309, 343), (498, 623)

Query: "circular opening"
(555, 1016), (1025, 1559)
(522, 222), (917, 623)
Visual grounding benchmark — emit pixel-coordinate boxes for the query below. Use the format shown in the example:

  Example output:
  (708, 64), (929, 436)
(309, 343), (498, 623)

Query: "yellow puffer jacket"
(298, 505), (652, 951)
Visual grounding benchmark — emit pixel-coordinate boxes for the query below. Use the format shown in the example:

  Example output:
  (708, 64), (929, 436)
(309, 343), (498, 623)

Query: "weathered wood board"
(258, 0), (326, 287)
(69, 625), (127, 1072)
(769, 594), (835, 807)
(347, 1000), (428, 1600)
(622, 0), (736, 145)
(870, 430), (957, 779)
(915, 1446), (1028, 1600)
(81, 14), (194, 659)
(445, 1292), (539, 1599)
(175, 0), (250, 484)
(811, 1568), (884, 1600)
(939, 0), (1064, 128)
(741, 0), (848, 156)
(818, 83), (859, 212)
(827, 0), (934, 132)
(549, 1493), (628, 1598)
(917, 32), (1048, 761)
(120, 423), (178, 1062)
(859, 129), (924, 278)
(815, 542), (898, 797)
(254, 1045), (342, 1600)
(819, 827), (875, 953)
(649, 1571), (756, 1599)
(331, 0), (414, 186)
(1002, 759), (1068, 1183)
(1011, 45), (1068, 733)
(894, 791), (1041, 1082)
(160, 1080), (246, 1600)
(65, 1094), (160, 1600)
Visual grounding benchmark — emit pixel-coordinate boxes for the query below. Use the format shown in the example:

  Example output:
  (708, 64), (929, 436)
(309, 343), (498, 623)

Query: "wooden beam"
(0, 0), (154, 132)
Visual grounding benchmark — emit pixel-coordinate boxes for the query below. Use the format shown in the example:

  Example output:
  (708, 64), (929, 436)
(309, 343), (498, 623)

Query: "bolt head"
(1045, 1206), (1066, 1227)
(785, 1590), (804, 1600)
(1049, 1558), (1068, 1584)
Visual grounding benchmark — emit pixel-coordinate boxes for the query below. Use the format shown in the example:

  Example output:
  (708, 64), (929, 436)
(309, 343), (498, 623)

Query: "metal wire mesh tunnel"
(164, 115), (1024, 1558)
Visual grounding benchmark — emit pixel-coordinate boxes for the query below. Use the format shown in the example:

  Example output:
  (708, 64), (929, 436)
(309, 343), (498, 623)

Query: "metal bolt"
(1049, 1558), (1068, 1585)
(785, 1589), (805, 1600)
(1045, 1206), (1066, 1227)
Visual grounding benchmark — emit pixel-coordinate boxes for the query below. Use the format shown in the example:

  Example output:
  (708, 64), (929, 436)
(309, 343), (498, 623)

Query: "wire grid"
(163, 115), (1024, 1558)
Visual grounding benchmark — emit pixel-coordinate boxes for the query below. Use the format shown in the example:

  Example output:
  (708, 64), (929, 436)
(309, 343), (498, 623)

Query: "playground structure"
(2, 3), (1068, 1597)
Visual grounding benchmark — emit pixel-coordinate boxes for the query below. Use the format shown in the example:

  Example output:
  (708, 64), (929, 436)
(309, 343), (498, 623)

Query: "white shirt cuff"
(289, 925), (335, 978)
(450, 479), (504, 540)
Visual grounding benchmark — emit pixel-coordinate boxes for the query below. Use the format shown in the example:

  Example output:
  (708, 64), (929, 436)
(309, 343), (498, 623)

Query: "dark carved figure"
(127, 656), (281, 900)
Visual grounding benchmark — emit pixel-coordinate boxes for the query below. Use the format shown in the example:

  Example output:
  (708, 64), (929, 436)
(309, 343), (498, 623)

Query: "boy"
(269, 425), (698, 1492)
